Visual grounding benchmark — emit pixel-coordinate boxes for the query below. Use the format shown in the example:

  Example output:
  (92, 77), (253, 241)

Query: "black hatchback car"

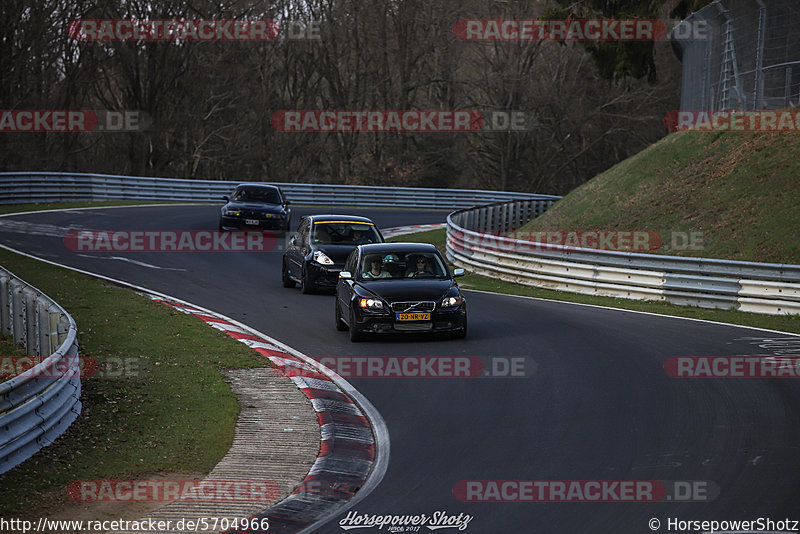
(282, 215), (385, 293)
(335, 243), (467, 341)
(219, 183), (291, 235)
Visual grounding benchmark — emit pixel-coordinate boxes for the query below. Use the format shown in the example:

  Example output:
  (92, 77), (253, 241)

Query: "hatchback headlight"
(359, 298), (384, 309)
(313, 251), (334, 265)
(441, 294), (463, 307)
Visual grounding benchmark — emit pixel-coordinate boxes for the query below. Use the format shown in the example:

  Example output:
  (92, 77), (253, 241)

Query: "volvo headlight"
(313, 251), (334, 265)
(359, 298), (384, 309)
(441, 294), (463, 307)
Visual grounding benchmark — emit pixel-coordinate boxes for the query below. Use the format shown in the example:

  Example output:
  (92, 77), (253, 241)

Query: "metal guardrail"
(447, 202), (800, 316)
(0, 172), (560, 209)
(0, 267), (81, 475)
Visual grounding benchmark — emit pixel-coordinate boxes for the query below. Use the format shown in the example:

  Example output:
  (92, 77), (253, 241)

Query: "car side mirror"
(339, 271), (352, 280)
(453, 268), (465, 277)
(222, 195), (229, 202)
(291, 236), (300, 247)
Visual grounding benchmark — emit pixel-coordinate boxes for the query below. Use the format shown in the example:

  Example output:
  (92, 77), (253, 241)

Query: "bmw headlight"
(359, 298), (384, 310)
(313, 251), (334, 265)
(441, 294), (463, 307)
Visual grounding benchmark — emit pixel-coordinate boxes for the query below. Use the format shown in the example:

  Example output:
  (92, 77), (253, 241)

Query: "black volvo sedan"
(219, 183), (291, 235)
(282, 215), (385, 293)
(335, 242), (467, 341)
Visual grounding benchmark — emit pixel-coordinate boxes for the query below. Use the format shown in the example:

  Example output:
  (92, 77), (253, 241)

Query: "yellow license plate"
(396, 313), (430, 321)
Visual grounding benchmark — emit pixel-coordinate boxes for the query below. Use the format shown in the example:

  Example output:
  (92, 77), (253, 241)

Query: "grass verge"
(390, 228), (800, 334)
(519, 130), (800, 264)
(0, 246), (269, 517)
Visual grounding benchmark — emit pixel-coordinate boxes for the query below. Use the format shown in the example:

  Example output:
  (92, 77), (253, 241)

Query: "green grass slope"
(522, 131), (800, 264)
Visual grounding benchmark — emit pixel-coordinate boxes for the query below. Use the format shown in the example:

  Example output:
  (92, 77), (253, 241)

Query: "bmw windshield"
(230, 187), (282, 204)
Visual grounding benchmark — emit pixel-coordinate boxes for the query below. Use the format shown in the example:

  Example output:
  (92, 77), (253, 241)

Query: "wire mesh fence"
(673, 0), (800, 111)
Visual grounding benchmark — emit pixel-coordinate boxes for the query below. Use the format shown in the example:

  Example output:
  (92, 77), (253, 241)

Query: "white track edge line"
(460, 287), (800, 338)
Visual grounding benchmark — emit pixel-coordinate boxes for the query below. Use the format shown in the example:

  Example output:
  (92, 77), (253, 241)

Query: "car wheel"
(300, 266), (313, 294)
(349, 308), (364, 342)
(335, 300), (348, 331)
(282, 259), (296, 288)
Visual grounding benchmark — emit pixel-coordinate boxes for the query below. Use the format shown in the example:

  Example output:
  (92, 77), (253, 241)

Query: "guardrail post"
(38, 300), (52, 357)
(0, 275), (9, 336)
(11, 279), (25, 349)
(24, 289), (39, 358)
(48, 305), (63, 353)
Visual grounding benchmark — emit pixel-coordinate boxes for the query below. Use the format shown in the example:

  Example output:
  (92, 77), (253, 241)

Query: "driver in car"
(363, 256), (391, 279)
(350, 228), (367, 243)
(406, 255), (434, 277)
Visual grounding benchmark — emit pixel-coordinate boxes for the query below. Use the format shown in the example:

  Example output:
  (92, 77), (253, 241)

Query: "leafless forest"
(1, 0), (683, 194)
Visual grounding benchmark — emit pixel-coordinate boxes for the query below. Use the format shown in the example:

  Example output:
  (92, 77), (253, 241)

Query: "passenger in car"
(363, 256), (392, 279)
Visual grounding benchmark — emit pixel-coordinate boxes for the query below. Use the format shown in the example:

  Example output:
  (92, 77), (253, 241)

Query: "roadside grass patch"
(519, 130), (800, 264)
(0, 247), (269, 517)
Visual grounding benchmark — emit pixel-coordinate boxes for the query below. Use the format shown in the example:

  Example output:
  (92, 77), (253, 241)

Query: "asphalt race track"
(2, 204), (800, 533)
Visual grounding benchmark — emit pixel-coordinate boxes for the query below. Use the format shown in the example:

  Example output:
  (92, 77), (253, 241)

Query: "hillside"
(520, 130), (800, 264)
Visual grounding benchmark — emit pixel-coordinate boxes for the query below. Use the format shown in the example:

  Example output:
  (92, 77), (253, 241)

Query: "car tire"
(282, 259), (296, 288)
(300, 266), (313, 294)
(335, 300), (348, 331)
(349, 308), (364, 342)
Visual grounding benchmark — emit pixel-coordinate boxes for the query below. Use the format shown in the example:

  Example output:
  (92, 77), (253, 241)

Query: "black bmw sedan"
(219, 183), (291, 234)
(282, 215), (385, 293)
(335, 242), (467, 341)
